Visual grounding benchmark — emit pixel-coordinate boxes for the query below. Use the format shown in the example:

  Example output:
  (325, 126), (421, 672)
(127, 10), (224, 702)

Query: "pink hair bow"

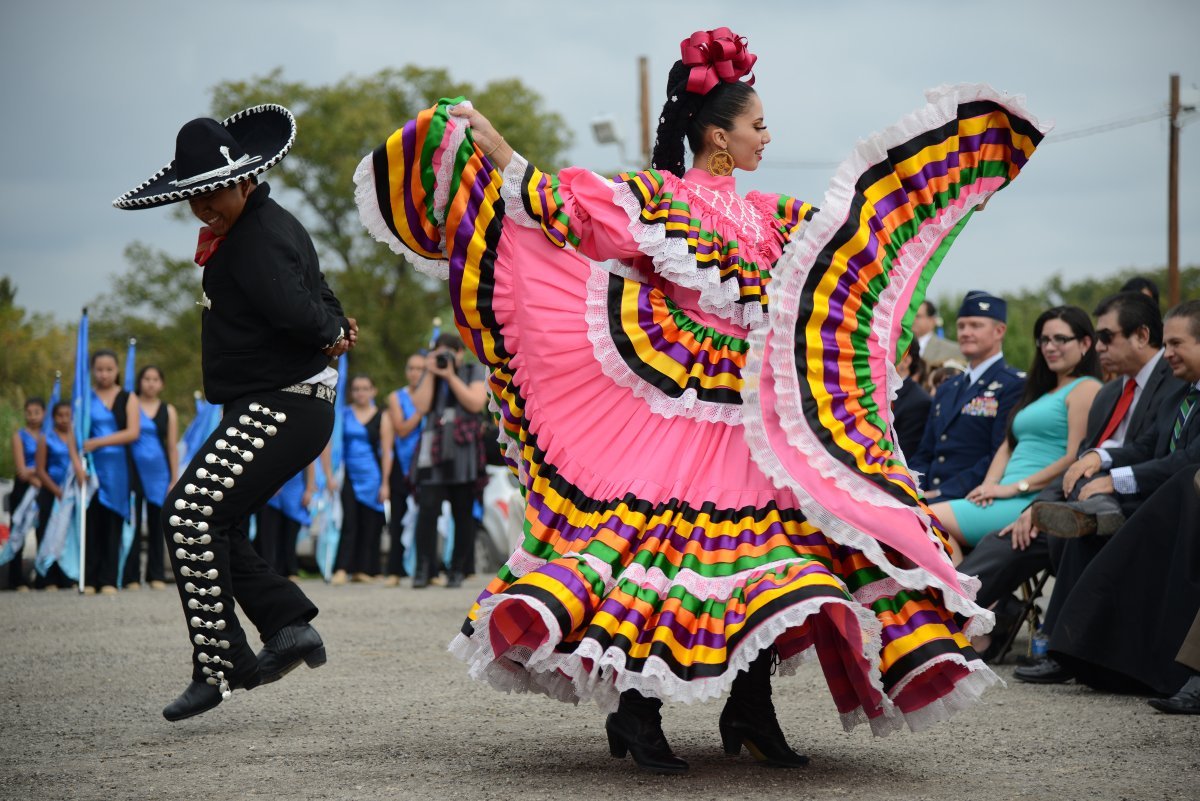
(680, 27), (756, 96)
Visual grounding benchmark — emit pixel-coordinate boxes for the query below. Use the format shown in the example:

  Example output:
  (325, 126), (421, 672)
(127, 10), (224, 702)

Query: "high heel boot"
(719, 648), (809, 768)
(605, 690), (689, 774)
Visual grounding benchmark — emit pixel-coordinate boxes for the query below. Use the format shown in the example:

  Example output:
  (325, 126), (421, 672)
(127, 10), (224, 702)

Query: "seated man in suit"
(958, 293), (1176, 657)
(1017, 299), (1200, 684)
(909, 291), (1025, 503)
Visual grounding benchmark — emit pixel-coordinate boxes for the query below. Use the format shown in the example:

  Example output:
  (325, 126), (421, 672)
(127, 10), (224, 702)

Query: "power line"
(1044, 109), (1170, 143)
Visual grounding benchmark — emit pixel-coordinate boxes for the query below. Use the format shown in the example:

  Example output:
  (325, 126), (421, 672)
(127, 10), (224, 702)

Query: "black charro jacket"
(199, 183), (346, 403)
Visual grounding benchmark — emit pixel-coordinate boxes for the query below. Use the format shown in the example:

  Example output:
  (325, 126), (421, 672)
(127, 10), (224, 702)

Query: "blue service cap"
(958, 290), (1006, 322)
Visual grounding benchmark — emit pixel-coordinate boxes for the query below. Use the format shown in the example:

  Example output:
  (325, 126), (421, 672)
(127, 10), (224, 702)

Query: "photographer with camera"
(410, 333), (489, 588)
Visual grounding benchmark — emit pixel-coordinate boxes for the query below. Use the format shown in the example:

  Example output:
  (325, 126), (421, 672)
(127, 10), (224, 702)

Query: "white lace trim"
(500, 152), (539, 229)
(608, 179), (765, 330)
(449, 587), (894, 727)
(583, 262), (744, 425)
(742, 83), (1047, 636)
(353, 148), (449, 280)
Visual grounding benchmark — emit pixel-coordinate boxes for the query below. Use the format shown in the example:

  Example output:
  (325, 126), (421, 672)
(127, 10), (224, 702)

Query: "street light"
(591, 114), (631, 167)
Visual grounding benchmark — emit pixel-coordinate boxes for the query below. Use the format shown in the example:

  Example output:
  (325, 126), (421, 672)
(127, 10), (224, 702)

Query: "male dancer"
(114, 105), (356, 720)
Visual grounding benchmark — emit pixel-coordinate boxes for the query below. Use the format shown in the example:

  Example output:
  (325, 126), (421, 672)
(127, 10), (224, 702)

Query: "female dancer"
(34, 401), (85, 589)
(356, 28), (1045, 772)
(126, 365), (179, 589)
(82, 350), (140, 594)
(931, 307), (1101, 552)
(328, 374), (393, 583)
(6, 397), (44, 589)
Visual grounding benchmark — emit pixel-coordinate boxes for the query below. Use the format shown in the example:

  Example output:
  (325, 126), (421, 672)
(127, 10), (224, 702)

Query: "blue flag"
(117, 338), (138, 585)
(316, 354), (348, 580)
(179, 393), (221, 467)
(43, 372), (61, 435)
(123, 337), (137, 392)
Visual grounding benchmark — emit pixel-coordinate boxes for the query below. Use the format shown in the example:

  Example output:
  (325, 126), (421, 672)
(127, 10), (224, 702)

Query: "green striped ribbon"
(1170, 387), (1200, 452)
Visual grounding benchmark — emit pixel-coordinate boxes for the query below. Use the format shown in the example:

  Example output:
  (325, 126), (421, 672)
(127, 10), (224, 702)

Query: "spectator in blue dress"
(384, 353), (425, 586)
(929, 306), (1101, 558)
(81, 349), (140, 594)
(5, 397), (44, 589)
(125, 365), (178, 589)
(326, 374), (393, 584)
(34, 401), (84, 589)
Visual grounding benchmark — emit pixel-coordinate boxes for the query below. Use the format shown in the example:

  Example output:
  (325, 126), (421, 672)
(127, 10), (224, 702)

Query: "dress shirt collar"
(966, 351), (1004, 386)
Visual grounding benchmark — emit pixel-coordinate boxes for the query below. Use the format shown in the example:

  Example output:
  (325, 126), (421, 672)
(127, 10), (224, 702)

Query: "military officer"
(909, 291), (1025, 500)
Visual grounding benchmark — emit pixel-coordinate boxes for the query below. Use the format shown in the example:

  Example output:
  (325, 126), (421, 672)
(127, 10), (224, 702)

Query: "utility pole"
(639, 56), (651, 166)
(1168, 74), (1181, 307)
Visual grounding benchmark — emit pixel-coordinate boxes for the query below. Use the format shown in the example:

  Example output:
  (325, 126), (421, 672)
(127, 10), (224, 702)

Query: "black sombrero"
(112, 104), (296, 210)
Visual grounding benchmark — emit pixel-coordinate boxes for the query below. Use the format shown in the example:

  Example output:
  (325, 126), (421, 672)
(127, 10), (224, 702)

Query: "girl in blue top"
(383, 353), (424, 585)
(34, 401), (85, 589)
(930, 307), (1102, 556)
(81, 349), (140, 594)
(125, 366), (179, 589)
(6, 397), (44, 589)
(326, 375), (393, 583)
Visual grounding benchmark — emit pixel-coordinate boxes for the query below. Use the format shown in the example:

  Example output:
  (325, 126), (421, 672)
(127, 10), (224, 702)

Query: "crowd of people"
(2, 337), (505, 594)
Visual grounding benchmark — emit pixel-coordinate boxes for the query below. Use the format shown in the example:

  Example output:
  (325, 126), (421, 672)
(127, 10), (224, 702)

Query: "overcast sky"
(3, 0), (1198, 321)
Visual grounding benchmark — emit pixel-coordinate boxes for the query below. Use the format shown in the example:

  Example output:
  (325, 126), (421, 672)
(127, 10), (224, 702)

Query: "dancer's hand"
(450, 105), (512, 169)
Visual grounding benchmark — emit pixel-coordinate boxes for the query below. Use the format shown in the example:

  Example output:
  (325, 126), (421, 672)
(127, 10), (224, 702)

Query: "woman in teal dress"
(930, 306), (1102, 554)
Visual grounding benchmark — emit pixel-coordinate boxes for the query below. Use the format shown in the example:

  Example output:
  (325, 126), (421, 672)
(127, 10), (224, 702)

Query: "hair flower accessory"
(679, 27), (756, 96)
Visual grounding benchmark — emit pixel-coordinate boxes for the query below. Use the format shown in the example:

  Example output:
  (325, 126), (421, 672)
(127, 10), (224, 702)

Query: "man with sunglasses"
(959, 292), (1177, 661)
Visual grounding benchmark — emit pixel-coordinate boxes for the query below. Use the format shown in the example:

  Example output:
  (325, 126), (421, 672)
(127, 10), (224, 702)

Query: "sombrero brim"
(112, 104), (296, 210)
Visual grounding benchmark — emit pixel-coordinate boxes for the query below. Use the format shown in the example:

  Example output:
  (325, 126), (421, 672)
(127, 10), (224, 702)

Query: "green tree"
(0, 278), (74, 476)
(206, 67), (572, 390)
(935, 265), (1199, 372)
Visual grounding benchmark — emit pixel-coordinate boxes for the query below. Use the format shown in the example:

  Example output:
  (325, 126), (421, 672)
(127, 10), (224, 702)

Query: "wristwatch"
(1017, 480), (1030, 493)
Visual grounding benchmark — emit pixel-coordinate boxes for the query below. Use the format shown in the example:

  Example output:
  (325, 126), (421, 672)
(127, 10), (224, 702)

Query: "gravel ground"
(1, 579), (1196, 801)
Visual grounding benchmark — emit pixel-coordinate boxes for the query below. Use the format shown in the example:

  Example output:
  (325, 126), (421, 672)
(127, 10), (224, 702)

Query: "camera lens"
(435, 354), (450, 369)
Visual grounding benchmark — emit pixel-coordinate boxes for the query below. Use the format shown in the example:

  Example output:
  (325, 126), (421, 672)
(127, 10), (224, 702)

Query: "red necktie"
(1093, 377), (1137, 446)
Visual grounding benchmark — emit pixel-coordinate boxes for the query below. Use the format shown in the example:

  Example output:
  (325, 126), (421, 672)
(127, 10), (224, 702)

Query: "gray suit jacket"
(919, 335), (963, 366)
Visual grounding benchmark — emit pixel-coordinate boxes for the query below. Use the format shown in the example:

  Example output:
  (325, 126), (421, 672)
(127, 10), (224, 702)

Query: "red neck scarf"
(195, 226), (226, 267)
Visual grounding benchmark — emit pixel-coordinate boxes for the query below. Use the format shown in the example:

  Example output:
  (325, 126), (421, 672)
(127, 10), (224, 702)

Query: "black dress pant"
(163, 389), (330, 688)
(386, 466), (410, 577)
(254, 506), (302, 577)
(35, 487), (70, 588)
(85, 499), (123, 589)
(336, 480), (385, 575)
(413, 480), (476, 578)
(123, 496), (167, 585)
(958, 528), (1051, 610)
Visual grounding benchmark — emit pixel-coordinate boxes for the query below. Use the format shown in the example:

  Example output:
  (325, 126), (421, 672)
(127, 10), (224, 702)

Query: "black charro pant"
(385, 467), (410, 577)
(163, 389), (332, 689)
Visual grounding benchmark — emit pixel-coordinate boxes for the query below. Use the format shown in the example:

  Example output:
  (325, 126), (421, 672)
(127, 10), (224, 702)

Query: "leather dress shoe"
(1148, 675), (1200, 715)
(256, 621), (327, 684)
(163, 668), (261, 722)
(445, 572), (464, 588)
(1031, 503), (1096, 538)
(1014, 656), (1073, 684)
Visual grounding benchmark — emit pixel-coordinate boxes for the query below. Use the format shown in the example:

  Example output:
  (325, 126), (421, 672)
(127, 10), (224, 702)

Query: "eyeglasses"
(1094, 328), (1124, 345)
(1036, 334), (1079, 348)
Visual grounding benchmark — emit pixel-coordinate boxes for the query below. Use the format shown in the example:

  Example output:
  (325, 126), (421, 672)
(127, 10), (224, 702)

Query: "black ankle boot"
(162, 663), (261, 722)
(256, 621), (327, 684)
(605, 690), (688, 774)
(720, 648), (809, 768)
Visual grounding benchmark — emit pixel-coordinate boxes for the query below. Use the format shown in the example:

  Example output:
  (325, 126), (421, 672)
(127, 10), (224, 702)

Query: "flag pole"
(77, 308), (90, 594)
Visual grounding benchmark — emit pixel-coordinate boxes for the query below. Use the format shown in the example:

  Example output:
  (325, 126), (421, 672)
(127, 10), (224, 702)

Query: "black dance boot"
(256, 621), (327, 684)
(720, 648), (809, 768)
(605, 690), (688, 775)
(163, 658), (261, 722)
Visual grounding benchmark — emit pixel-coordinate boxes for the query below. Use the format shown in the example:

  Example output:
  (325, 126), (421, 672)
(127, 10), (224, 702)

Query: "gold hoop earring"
(707, 149), (734, 176)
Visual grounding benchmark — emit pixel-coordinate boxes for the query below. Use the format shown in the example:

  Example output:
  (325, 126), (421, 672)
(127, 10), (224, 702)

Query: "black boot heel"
(720, 721), (743, 755)
(606, 726), (629, 758)
(304, 646), (327, 669)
